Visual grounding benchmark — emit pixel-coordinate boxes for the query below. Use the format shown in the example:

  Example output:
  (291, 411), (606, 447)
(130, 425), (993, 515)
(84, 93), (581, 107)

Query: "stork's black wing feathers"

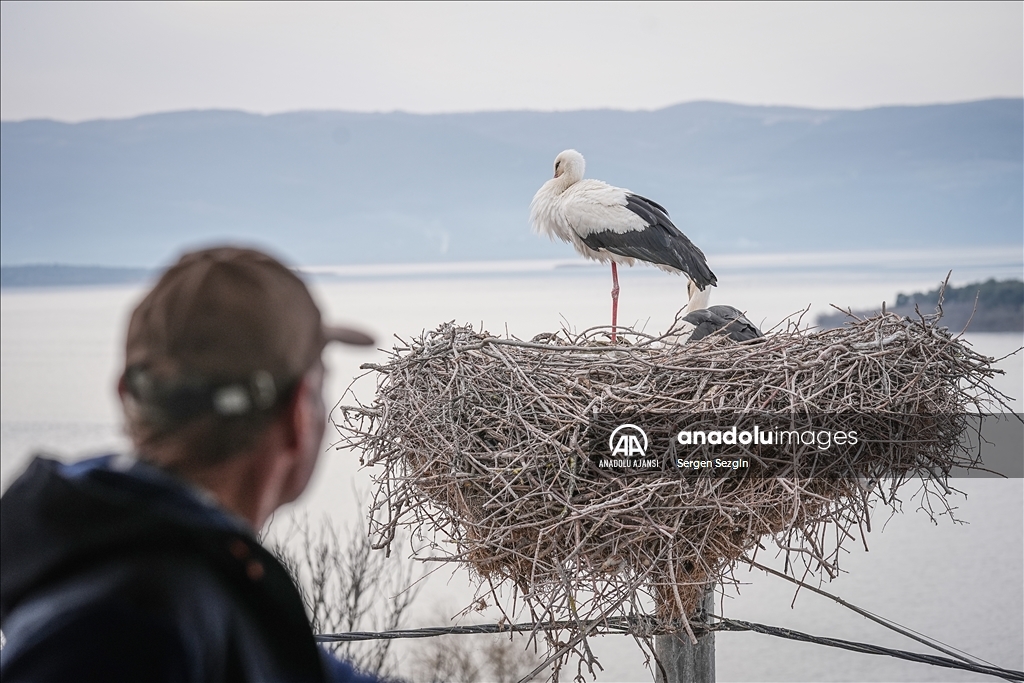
(683, 306), (763, 343)
(579, 193), (717, 289)
(628, 194), (670, 217)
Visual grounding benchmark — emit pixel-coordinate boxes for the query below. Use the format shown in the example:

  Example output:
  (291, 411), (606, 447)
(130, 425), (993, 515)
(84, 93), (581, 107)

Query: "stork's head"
(553, 149), (585, 184)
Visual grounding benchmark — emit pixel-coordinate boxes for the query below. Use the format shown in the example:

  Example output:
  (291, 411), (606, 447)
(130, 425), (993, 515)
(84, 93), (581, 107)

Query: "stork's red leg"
(610, 262), (620, 343)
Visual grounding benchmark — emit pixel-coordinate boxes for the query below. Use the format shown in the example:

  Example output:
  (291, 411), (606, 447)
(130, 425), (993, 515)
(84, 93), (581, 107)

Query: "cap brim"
(324, 324), (375, 346)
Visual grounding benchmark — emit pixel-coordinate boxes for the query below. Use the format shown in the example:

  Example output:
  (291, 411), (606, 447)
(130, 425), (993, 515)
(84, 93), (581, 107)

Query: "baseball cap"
(122, 246), (373, 422)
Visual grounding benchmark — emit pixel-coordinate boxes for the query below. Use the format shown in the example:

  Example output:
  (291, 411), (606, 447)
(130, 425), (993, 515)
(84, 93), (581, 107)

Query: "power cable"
(743, 558), (1006, 674)
(711, 616), (1023, 681)
(315, 616), (1024, 681)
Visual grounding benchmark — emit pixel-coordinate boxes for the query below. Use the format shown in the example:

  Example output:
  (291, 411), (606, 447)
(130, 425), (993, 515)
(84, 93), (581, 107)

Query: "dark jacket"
(0, 455), (373, 683)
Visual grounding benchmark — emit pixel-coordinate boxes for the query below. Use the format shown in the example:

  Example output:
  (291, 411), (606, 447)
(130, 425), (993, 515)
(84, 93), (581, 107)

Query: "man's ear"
(280, 376), (310, 453)
(280, 368), (325, 457)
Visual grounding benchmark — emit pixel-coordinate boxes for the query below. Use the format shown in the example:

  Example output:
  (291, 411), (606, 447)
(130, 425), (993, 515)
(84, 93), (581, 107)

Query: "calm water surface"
(2, 258), (1022, 682)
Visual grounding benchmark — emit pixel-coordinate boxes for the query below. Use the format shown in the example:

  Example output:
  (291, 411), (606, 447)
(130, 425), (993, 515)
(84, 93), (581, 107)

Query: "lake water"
(2, 248), (1022, 682)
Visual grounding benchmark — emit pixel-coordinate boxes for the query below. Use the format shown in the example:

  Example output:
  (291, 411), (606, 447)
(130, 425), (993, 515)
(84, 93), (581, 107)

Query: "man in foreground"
(1, 246), (377, 682)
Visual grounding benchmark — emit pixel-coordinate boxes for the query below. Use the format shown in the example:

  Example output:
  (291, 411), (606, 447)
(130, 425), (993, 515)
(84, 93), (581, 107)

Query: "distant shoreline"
(817, 278), (1024, 333)
(4, 246), (1023, 288)
(0, 265), (155, 288)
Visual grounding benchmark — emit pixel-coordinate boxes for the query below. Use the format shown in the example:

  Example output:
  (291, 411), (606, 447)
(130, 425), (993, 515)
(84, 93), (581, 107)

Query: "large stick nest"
(334, 306), (1015, 654)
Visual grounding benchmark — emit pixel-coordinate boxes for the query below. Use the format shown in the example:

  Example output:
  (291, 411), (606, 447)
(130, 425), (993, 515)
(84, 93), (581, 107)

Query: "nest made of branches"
(334, 305), (1016, 667)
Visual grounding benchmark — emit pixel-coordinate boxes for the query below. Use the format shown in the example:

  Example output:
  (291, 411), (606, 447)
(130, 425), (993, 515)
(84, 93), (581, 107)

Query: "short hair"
(123, 376), (301, 470)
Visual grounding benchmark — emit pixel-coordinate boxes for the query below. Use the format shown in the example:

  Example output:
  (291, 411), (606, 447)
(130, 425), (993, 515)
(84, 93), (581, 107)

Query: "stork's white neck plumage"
(686, 281), (711, 312)
(530, 150), (589, 243)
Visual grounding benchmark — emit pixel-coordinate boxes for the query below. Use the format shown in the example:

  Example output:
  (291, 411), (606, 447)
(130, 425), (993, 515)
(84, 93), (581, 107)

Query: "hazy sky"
(1, 1), (1022, 122)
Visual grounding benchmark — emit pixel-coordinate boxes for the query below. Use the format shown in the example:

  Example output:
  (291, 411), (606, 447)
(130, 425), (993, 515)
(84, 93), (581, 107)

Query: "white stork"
(530, 149), (717, 341)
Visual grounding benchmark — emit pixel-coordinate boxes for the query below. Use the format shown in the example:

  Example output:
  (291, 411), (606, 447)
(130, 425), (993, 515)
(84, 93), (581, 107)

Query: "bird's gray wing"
(684, 306), (763, 342)
(706, 306), (763, 340)
(580, 193), (717, 289)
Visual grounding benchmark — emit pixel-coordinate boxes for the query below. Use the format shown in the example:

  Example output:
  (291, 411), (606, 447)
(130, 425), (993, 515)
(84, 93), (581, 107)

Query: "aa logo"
(609, 424), (648, 458)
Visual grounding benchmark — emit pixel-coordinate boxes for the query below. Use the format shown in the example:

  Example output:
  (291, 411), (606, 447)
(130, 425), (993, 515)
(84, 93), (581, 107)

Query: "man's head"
(118, 247), (372, 522)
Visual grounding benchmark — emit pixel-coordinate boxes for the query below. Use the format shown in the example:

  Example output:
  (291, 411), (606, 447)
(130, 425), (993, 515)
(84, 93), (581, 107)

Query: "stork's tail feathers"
(669, 239), (716, 290)
(689, 259), (717, 290)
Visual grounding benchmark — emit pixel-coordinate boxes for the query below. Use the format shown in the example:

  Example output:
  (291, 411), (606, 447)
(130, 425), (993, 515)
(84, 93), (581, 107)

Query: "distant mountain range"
(1, 99), (1021, 268)
(0, 264), (155, 288)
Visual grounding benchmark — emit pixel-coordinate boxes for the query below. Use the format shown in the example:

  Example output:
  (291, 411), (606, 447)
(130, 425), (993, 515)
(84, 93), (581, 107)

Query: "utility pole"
(655, 588), (715, 683)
